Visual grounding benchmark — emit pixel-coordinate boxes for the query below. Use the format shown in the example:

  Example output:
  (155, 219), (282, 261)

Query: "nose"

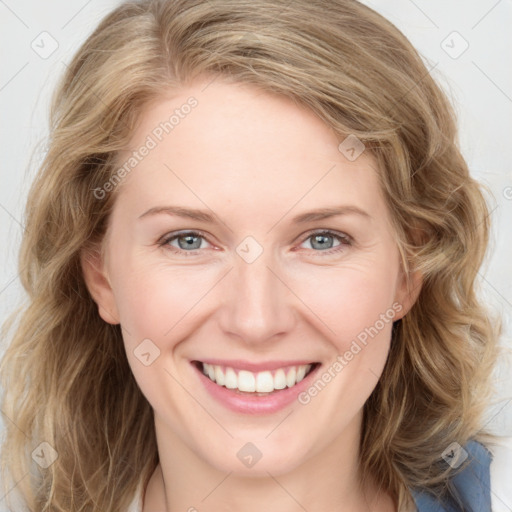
(217, 244), (297, 346)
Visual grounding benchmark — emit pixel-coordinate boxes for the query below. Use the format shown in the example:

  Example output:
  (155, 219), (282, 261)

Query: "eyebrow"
(138, 205), (371, 223)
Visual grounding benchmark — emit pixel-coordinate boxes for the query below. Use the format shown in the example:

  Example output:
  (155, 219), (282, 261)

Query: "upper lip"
(194, 359), (319, 372)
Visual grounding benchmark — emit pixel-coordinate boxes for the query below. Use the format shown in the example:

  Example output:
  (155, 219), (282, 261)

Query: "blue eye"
(158, 229), (352, 256)
(159, 231), (210, 255)
(299, 230), (352, 254)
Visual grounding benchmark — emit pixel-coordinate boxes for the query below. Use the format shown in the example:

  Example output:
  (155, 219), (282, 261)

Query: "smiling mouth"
(193, 361), (320, 395)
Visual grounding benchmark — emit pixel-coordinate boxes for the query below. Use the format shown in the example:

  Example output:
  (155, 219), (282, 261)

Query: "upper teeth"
(202, 363), (312, 393)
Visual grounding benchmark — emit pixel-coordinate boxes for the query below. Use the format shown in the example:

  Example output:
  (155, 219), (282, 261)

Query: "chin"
(198, 436), (310, 477)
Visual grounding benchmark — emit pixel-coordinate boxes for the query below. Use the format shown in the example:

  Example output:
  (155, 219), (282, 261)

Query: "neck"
(143, 412), (397, 512)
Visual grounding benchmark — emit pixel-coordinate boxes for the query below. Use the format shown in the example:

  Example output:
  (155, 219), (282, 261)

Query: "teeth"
(238, 370), (255, 392)
(214, 366), (225, 386)
(274, 369), (287, 390)
(225, 367), (237, 389)
(201, 363), (313, 393)
(256, 371), (274, 392)
(286, 367), (296, 388)
(296, 365), (307, 382)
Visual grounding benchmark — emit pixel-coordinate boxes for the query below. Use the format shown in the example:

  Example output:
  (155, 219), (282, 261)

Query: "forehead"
(112, 79), (387, 224)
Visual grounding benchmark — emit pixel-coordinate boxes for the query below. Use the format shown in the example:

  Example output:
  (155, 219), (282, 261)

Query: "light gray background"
(0, 0), (511, 508)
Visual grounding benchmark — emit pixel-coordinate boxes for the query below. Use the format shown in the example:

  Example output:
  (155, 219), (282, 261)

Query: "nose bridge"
(218, 240), (295, 343)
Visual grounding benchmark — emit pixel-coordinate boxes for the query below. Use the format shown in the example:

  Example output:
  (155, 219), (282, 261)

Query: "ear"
(80, 246), (120, 325)
(392, 222), (425, 320)
(393, 267), (422, 321)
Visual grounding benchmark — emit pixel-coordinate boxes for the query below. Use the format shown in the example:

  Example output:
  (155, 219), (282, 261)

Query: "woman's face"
(84, 78), (417, 476)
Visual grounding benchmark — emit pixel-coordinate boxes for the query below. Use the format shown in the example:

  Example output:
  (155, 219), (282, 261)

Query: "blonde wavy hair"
(0, 0), (501, 510)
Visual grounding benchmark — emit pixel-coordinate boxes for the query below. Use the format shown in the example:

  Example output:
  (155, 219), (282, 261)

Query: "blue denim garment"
(411, 441), (492, 512)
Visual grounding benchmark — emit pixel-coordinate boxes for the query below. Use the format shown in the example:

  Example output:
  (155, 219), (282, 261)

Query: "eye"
(158, 229), (353, 257)
(158, 230), (212, 255)
(298, 230), (352, 255)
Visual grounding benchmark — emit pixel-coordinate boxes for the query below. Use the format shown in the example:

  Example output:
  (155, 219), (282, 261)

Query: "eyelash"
(158, 229), (353, 257)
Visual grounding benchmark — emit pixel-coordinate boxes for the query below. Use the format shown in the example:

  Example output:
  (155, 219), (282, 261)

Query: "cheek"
(111, 261), (219, 350)
(111, 264), (211, 416)
(290, 261), (399, 352)
(292, 266), (398, 433)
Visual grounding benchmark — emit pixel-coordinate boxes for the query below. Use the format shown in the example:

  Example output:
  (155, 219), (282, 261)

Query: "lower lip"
(193, 362), (320, 415)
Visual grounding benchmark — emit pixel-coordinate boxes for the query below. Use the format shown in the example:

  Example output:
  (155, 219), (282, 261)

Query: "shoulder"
(411, 437), (512, 512)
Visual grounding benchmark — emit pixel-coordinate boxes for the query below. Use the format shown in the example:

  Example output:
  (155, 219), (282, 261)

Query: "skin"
(82, 77), (421, 512)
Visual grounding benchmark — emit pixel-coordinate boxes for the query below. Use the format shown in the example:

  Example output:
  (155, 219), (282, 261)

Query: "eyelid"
(299, 228), (353, 245)
(158, 229), (215, 250)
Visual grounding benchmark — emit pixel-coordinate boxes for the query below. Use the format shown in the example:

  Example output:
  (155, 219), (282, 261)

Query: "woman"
(0, 0), (509, 511)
